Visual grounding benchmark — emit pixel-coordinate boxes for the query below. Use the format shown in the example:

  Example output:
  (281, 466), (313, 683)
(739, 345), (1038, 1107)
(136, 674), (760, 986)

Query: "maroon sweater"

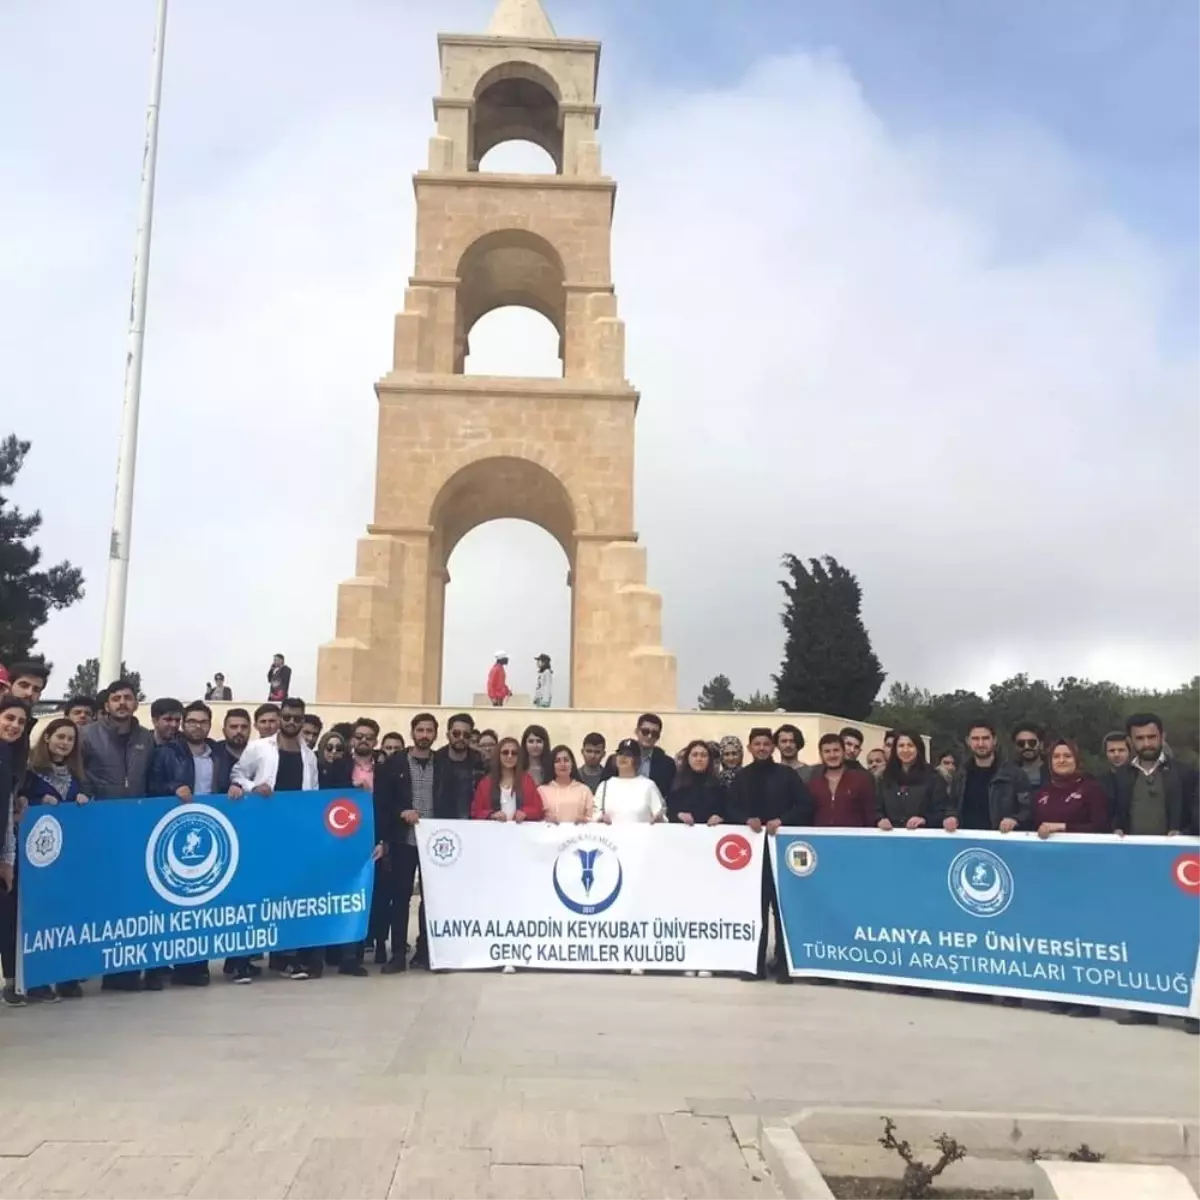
(1031, 775), (1110, 833)
(808, 768), (875, 827)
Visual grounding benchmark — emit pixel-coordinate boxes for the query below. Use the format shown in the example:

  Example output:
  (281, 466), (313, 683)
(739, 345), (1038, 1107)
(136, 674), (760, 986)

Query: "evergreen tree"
(697, 674), (737, 711)
(66, 657), (144, 701)
(734, 689), (777, 713)
(0, 435), (84, 664)
(773, 554), (884, 719)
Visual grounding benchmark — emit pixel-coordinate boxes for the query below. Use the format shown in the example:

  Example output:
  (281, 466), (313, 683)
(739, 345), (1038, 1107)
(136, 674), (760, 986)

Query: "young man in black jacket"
(603, 713), (676, 796)
(727, 727), (815, 983)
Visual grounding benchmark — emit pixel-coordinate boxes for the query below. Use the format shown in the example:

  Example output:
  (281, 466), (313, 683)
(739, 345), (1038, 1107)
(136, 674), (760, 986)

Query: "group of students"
(0, 659), (1195, 1028)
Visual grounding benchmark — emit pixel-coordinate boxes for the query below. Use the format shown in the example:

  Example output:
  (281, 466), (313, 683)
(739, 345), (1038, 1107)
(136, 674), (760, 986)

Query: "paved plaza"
(0, 967), (1195, 1198)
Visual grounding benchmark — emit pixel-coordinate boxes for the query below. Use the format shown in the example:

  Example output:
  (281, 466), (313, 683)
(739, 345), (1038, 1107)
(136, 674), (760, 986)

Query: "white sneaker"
(502, 965), (516, 974)
(684, 971), (697, 978)
(289, 968), (309, 981)
(630, 968), (644, 976)
(698, 970), (713, 978)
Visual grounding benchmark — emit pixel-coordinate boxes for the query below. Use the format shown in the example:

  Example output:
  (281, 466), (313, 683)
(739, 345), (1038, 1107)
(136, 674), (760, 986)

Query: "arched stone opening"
(454, 230), (565, 374)
(471, 61), (562, 173)
(425, 456), (578, 703)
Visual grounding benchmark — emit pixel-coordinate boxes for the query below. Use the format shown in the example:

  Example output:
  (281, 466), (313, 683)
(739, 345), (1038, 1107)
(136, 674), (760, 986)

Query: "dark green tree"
(697, 674), (737, 711)
(735, 689), (778, 713)
(773, 554), (884, 719)
(66, 657), (145, 701)
(0, 435), (84, 664)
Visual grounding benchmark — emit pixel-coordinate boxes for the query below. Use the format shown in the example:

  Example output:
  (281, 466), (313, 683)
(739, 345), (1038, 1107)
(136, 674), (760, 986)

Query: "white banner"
(415, 820), (764, 973)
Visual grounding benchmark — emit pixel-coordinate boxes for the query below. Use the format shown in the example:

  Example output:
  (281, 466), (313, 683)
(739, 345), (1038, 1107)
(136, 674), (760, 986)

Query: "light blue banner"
(771, 830), (1200, 1016)
(18, 790), (375, 989)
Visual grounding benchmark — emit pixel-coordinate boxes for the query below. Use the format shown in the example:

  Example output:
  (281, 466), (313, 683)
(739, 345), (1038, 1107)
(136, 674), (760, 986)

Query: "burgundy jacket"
(1031, 775), (1110, 833)
(807, 767), (876, 827)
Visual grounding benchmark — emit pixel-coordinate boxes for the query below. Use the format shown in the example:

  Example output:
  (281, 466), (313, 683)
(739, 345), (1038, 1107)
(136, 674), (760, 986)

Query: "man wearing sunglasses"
(1011, 723), (1048, 789)
(603, 713), (675, 797)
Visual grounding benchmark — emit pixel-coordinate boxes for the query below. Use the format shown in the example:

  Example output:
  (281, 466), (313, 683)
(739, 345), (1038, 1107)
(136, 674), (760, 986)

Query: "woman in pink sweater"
(538, 746), (594, 824)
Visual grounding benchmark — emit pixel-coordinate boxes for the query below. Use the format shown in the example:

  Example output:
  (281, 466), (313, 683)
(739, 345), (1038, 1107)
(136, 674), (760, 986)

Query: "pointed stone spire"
(487, 0), (556, 39)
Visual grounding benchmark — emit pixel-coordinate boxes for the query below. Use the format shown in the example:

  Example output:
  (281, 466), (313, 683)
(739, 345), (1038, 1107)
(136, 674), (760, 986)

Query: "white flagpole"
(98, 0), (168, 689)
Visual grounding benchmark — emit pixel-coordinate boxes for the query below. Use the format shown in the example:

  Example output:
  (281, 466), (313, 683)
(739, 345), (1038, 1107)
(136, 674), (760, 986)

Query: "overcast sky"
(3, 0), (1197, 708)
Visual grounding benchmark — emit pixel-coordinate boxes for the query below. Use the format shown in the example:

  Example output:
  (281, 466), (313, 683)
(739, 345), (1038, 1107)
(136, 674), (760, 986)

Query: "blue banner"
(17, 790), (375, 989)
(771, 830), (1200, 1016)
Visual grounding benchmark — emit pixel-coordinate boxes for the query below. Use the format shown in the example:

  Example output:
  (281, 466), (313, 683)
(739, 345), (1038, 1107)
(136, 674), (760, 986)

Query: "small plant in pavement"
(878, 1116), (968, 1199)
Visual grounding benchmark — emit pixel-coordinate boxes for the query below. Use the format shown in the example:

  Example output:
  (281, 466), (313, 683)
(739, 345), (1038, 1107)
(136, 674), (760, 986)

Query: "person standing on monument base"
(486, 653), (512, 707)
(267, 654), (291, 702)
(533, 654), (553, 708)
(942, 719), (1029, 834)
(728, 727), (814, 984)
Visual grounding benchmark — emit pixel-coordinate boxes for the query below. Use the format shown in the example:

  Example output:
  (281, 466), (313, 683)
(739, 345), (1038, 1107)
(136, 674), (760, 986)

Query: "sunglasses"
(500, 748), (519, 758)
(326, 742), (345, 753)
(1015, 738), (1039, 749)
(638, 727), (661, 739)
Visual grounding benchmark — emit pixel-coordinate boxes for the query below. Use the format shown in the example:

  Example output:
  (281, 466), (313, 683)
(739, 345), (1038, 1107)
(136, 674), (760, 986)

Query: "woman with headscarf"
(718, 736), (743, 787)
(1031, 739), (1109, 838)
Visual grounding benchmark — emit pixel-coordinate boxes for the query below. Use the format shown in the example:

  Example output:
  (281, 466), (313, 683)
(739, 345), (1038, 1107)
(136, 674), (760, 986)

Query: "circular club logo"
(947, 847), (1014, 918)
(145, 803), (239, 907)
(552, 836), (623, 915)
(715, 833), (752, 871)
(1173, 852), (1200, 897)
(784, 841), (818, 877)
(427, 828), (462, 867)
(324, 797), (362, 838)
(24, 813), (63, 868)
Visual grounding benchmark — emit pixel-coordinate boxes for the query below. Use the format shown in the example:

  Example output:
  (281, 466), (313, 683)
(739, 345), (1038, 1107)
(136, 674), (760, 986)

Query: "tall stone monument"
(316, 0), (677, 709)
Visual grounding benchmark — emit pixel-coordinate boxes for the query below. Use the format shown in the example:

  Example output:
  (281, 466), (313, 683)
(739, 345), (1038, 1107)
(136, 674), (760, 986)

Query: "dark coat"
(20, 768), (84, 807)
(946, 759), (1031, 830)
(80, 717), (155, 799)
(667, 780), (728, 825)
(603, 746), (677, 798)
(875, 770), (949, 827)
(1109, 758), (1195, 835)
(147, 738), (229, 798)
(727, 760), (814, 826)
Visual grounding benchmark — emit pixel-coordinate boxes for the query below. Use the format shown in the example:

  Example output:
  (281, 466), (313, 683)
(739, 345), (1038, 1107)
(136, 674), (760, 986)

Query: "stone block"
(1032, 1161), (1198, 1200)
(488, 1164), (584, 1199)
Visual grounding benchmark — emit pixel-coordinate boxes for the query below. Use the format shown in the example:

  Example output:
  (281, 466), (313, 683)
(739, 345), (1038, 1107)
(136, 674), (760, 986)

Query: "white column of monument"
(98, 0), (169, 688)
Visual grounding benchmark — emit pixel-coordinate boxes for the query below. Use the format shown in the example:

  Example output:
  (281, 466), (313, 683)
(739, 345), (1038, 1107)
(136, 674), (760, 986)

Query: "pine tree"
(773, 554), (884, 719)
(0, 435), (83, 664)
(66, 658), (144, 701)
(697, 674), (737, 710)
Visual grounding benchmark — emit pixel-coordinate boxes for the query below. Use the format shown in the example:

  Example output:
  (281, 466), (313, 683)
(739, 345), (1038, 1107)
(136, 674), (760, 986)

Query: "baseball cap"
(615, 737), (641, 759)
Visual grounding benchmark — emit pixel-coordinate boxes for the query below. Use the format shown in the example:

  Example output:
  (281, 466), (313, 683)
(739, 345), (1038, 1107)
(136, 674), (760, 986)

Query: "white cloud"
(3, 0), (1195, 708)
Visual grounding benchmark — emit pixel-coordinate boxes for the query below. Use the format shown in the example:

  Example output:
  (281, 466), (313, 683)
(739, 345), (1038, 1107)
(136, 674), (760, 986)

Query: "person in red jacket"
(808, 733), (876, 826)
(471, 737), (543, 821)
(1032, 739), (1111, 837)
(486, 653), (512, 707)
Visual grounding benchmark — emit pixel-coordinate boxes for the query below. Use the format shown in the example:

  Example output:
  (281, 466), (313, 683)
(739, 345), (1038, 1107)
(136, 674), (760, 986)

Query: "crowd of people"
(0, 657), (1195, 1033)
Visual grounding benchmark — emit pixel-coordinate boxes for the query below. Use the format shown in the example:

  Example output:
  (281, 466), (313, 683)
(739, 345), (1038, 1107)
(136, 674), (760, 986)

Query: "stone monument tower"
(316, 0), (677, 709)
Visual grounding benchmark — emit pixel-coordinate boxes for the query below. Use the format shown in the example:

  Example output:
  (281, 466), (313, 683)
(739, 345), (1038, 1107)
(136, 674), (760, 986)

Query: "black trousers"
(368, 859), (391, 946)
(388, 842), (427, 961)
(756, 857), (786, 979)
(0, 865), (16, 980)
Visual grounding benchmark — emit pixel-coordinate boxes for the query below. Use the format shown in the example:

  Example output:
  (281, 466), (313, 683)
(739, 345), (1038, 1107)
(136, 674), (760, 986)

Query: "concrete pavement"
(0, 968), (1194, 1197)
